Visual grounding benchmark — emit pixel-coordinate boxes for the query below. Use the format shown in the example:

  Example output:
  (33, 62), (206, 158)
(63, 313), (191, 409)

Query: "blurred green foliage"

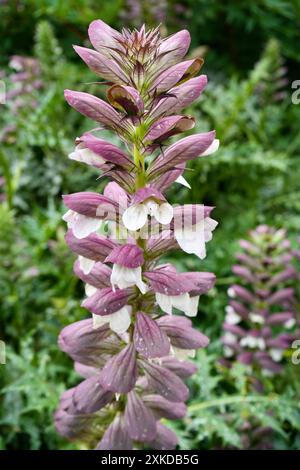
(0, 0), (299, 450)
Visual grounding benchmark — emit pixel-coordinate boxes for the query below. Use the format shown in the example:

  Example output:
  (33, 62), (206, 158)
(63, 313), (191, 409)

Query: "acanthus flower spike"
(221, 225), (299, 381)
(57, 19), (219, 450)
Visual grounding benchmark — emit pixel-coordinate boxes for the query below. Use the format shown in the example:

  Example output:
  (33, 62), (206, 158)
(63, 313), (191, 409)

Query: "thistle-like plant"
(55, 19), (219, 450)
(222, 225), (299, 379)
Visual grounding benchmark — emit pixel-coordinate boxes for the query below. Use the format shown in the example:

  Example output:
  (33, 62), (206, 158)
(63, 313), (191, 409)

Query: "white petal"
(145, 199), (159, 216)
(85, 283), (97, 297)
(156, 293), (173, 314)
(62, 209), (76, 223)
(111, 265), (147, 293)
(224, 346), (234, 358)
(257, 338), (266, 351)
(69, 145), (105, 166)
(93, 313), (110, 329)
(109, 306), (132, 334)
(73, 214), (102, 239)
(172, 346), (195, 361)
(175, 175), (191, 189)
(122, 203), (148, 231)
(154, 202), (174, 225)
(79, 256), (95, 275)
(184, 295), (199, 317)
(171, 293), (198, 317)
(121, 266), (147, 294)
(249, 312), (265, 325)
(171, 293), (189, 314)
(227, 288), (236, 298)
(284, 318), (296, 329)
(110, 264), (125, 291)
(269, 348), (283, 362)
(201, 139), (219, 156)
(204, 217), (218, 242)
(175, 220), (206, 259)
(223, 332), (237, 344)
(225, 309), (241, 325)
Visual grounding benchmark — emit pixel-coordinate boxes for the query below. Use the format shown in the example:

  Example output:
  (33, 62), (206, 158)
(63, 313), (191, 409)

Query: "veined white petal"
(122, 203), (148, 231)
(110, 263), (125, 291)
(156, 292), (173, 314)
(184, 295), (199, 317)
(204, 217), (218, 242)
(85, 283), (97, 297)
(201, 139), (219, 156)
(63, 209), (102, 239)
(109, 306), (132, 334)
(122, 266), (148, 294)
(73, 215), (102, 239)
(110, 264), (147, 293)
(79, 256), (95, 275)
(154, 202), (174, 225)
(175, 221), (206, 259)
(171, 293), (198, 317)
(175, 175), (191, 189)
(69, 145), (105, 166)
(66, 211), (102, 239)
(62, 209), (76, 223)
(93, 313), (110, 329)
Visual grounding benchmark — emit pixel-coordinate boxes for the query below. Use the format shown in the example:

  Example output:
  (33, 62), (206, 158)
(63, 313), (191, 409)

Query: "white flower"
(92, 305), (132, 335)
(269, 348), (283, 362)
(122, 199), (173, 231)
(171, 346), (195, 361)
(227, 287), (236, 298)
(223, 346), (234, 358)
(85, 283), (97, 297)
(223, 332), (237, 344)
(69, 143), (105, 167)
(79, 256), (95, 275)
(62, 209), (102, 239)
(284, 318), (296, 329)
(156, 292), (199, 317)
(249, 312), (265, 325)
(240, 336), (266, 350)
(225, 306), (241, 325)
(175, 175), (191, 189)
(174, 216), (218, 260)
(111, 264), (147, 294)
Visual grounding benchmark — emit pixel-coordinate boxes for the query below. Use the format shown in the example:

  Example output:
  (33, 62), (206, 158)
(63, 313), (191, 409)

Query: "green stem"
(0, 149), (13, 209)
(133, 143), (146, 189)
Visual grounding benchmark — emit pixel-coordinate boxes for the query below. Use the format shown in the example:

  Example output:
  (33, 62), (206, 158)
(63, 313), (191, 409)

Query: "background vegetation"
(0, 0), (300, 450)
